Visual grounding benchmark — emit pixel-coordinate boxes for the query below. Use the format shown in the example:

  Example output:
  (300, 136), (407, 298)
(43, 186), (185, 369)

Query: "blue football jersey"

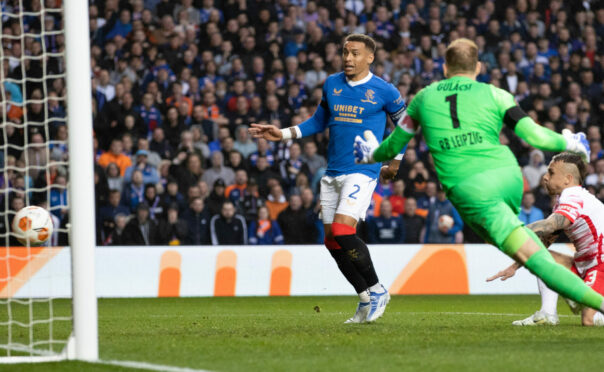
(298, 72), (406, 179)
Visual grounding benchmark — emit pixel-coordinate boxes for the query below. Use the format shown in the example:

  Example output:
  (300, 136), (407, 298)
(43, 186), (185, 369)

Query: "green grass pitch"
(1, 295), (603, 371)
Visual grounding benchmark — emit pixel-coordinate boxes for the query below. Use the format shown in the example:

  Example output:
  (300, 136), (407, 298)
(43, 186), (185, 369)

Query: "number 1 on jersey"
(445, 94), (460, 129)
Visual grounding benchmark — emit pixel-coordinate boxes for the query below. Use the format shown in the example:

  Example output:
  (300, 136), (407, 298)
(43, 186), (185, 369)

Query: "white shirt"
(554, 186), (604, 275)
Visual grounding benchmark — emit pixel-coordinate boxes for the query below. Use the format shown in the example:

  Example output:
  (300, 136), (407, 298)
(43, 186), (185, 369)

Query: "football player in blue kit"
(249, 34), (406, 323)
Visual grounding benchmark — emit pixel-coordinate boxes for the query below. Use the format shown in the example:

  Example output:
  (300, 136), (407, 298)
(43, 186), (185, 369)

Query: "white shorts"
(320, 173), (377, 224)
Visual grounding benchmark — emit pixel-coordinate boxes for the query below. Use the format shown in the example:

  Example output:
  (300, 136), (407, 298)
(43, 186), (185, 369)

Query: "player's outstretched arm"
(491, 86), (590, 161)
(373, 115), (418, 162)
(487, 213), (569, 282)
(249, 123), (284, 141)
(512, 115), (590, 162)
(248, 122), (306, 142)
(486, 262), (521, 282)
(354, 120), (417, 164)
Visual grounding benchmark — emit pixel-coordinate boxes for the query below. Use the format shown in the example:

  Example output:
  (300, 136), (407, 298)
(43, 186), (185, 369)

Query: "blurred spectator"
(98, 138), (132, 176)
(301, 186), (323, 243)
(172, 152), (203, 196)
(143, 183), (165, 221)
(388, 179), (406, 217)
(206, 178), (227, 216)
(586, 158), (604, 187)
(402, 197), (424, 244)
(106, 214), (129, 246)
(150, 127), (172, 160)
(278, 194), (315, 244)
(518, 191), (544, 225)
(49, 174), (68, 224)
(233, 125), (257, 158)
(124, 150), (160, 185)
(20, 133), (47, 179)
(279, 142), (310, 192)
(225, 169), (247, 207)
(416, 180), (437, 217)
(161, 177), (187, 212)
(136, 92), (163, 133)
(210, 200), (247, 245)
(182, 197), (211, 245)
(137, 138), (162, 168)
(262, 95), (290, 125)
(228, 150), (247, 172)
(407, 160), (431, 198)
(164, 107), (187, 150)
(123, 202), (160, 245)
(250, 155), (281, 197)
(105, 9), (133, 40)
(201, 151), (235, 188)
(158, 204), (188, 245)
(98, 189), (130, 242)
(523, 149), (548, 189)
(301, 140), (326, 178)
(200, 91), (229, 138)
(367, 199), (405, 244)
(248, 138), (275, 167)
(240, 178), (264, 222)
(123, 169), (145, 212)
(424, 188), (463, 244)
(228, 96), (253, 134)
(49, 125), (69, 161)
(248, 206), (284, 245)
(265, 183), (289, 220)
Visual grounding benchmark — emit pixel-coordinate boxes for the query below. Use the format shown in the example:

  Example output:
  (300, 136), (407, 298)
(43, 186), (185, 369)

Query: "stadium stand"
(1, 0), (602, 245)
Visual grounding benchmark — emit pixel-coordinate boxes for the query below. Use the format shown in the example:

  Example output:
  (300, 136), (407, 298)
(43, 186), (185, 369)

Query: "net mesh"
(0, 0), (72, 358)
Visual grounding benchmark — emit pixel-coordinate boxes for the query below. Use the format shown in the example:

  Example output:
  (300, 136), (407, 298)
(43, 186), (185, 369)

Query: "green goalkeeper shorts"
(446, 166), (524, 249)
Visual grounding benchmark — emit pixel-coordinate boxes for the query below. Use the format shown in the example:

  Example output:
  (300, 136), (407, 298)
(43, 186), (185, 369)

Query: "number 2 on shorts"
(348, 184), (360, 199)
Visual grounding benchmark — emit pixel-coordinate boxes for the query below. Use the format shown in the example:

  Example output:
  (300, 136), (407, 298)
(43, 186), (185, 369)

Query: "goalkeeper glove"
(354, 130), (379, 164)
(562, 129), (590, 162)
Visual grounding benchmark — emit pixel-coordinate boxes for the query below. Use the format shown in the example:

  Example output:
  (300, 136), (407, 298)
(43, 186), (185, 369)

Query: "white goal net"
(0, 0), (97, 363)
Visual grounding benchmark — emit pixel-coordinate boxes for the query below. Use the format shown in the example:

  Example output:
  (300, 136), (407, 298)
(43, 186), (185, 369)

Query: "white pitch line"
(150, 311), (579, 319)
(94, 359), (213, 372)
(402, 311), (577, 318)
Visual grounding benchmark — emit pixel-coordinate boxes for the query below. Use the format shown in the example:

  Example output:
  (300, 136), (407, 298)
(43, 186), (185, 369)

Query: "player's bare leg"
(330, 214), (389, 323)
(504, 227), (604, 319)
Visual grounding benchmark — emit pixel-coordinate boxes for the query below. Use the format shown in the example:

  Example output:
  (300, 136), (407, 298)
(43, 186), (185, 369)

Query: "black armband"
(388, 106), (407, 124)
(503, 106), (528, 130)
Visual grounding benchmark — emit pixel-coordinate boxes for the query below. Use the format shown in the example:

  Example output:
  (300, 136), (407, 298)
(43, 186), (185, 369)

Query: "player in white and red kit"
(488, 153), (604, 326)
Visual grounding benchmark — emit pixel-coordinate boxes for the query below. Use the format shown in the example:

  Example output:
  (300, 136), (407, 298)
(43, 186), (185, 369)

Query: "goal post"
(0, 0), (98, 363)
(64, 0), (98, 361)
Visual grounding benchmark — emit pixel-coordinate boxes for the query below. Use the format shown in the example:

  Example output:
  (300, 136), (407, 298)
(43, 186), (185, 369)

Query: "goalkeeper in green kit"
(353, 38), (604, 313)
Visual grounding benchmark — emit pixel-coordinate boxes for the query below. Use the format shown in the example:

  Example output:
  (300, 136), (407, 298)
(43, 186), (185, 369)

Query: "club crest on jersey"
(361, 89), (377, 104)
(333, 88), (342, 96)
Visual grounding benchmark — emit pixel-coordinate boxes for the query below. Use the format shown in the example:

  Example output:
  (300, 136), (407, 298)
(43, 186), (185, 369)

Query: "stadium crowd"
(0, 0), (603, 246)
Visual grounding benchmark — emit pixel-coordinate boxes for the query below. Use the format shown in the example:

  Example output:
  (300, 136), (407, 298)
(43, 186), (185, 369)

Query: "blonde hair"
(445, 38), (478, 75)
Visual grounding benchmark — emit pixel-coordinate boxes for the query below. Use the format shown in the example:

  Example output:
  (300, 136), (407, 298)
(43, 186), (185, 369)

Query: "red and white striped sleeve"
(553, 190), (584, 223)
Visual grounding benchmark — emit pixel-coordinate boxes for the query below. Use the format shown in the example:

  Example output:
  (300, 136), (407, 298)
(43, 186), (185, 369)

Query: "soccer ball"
(12, 206), (53, 246)
(438, 214), (454, 230)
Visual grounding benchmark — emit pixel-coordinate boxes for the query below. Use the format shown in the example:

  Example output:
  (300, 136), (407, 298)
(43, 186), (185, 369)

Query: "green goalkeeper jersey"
(406, 76), (519, 191)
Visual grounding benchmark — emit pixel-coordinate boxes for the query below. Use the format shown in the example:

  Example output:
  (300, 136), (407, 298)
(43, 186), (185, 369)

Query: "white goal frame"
(63, 0), (98, 362)
(0, 0), (98, 363)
